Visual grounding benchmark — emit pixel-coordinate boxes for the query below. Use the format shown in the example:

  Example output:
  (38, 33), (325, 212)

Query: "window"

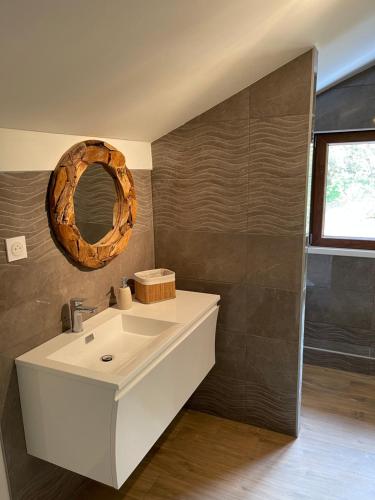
(310, 131), (375, 250)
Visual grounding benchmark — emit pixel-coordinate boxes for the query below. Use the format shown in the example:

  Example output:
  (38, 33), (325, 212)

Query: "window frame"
(310, 130), (375, 250)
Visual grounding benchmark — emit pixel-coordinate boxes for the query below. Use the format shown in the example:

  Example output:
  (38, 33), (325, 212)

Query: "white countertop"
(16, 290), (220, 392)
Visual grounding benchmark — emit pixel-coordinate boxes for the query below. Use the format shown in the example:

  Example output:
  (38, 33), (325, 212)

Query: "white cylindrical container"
(118, 277), (132, 310)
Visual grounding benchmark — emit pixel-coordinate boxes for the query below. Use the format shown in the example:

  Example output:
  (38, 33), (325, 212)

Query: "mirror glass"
(74, 163), (117, 244)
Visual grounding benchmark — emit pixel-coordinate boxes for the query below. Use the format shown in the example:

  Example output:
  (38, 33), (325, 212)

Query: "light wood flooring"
(77, 365), (375, 500)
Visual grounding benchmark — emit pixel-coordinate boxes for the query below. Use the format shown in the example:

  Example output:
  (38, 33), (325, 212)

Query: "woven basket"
(134, 269), (176, 304)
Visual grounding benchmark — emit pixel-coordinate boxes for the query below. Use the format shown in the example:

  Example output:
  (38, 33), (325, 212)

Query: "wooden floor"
(77, 365), (375, 499)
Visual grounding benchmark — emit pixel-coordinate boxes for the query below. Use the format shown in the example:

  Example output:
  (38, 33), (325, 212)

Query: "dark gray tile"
(155, 230), (247, 284)
(121, 229), (155, 276)
(243, 335), (300, 435)
(247, 285), (300, 342)
(152, 49), (314, 440)
(331, 256), (375, 293)
(306, 254), (332, 288)
(304, 347), (370, 375)
(250, 50), (315, 118)
(0, 354), (14, 416)
(176, 279), (247, 333)
(368, 358), (375, 376)
(215, 327), (248, 381)
(244, 335), (299, 394)
(329, 66), (375, 89)
(306, 286), (373, 330)
(304, 320), (372, 357)
(247, 234), (304, 292)
(187, 371), (247, 423)
(214, 326), (247, 353)
(185, 296), (301, 435)
(315, 85), (375, 131)
(194, 88), (249, 123)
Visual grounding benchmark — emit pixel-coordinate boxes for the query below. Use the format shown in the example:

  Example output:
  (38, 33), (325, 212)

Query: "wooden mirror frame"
(49, 140), (136, 269)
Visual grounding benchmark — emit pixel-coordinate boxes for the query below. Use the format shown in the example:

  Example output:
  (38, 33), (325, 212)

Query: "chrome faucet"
(70, 298), (97, 333)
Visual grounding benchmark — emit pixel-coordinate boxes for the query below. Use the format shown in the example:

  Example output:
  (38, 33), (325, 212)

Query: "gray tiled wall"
(315, 65), (375, 132)
(305, 65), (375, 373)
(305, 255), (375, 373)
(152, 50), (316, 436)
(0, 169), (154, 500)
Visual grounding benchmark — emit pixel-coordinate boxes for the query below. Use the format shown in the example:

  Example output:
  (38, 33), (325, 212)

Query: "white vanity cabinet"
(16, 291), (219, 488)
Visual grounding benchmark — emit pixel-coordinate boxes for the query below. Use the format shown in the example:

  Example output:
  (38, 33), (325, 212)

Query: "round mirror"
(74, 163), (117, 244)
(48, 140), (136, 269)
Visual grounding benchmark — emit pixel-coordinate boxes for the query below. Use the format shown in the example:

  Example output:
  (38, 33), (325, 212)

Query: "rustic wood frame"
(310, 131), (375, 250)
(49, 140), (137, 268)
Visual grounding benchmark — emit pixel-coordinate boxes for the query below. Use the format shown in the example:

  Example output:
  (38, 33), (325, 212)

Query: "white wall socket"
(5, 236), (28, 262)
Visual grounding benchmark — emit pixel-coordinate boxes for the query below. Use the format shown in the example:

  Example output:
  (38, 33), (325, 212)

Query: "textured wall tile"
(304, 321), (372, 357)
(331, 256), (375, 293)
(151, 136), (179, 182)
(247, 285), (300, 341)
(0, 172), (57, 265)
(154, 51), (314, 437)
(187, 369), (249, 422)
(152, 120), (249, 233)
(306, 254), (332, 288)
(155, 229), (247, 283)
(214, 328), (248, 381)
(368, 357), (375, 375)
(306, 287), (373, 330)
(194, 88), (249, 123)
(247, 234), (304, 292)
(315, 86), (375, 132)
(0, 354), (13, 416)
(250, 50), (314, 118)
(304, 347), (371, 376)
(176, 278), (248, 333)
(151, 183), (176, 230)
(242, 336), (299, 435)
(132, 170), (154, 234)
(189, 336), (300, 435)
(247, 115), (310, 235)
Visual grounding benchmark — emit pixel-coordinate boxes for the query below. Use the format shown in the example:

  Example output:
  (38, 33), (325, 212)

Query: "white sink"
(16, 290), (220, 489)
(48, 315), (178, 374)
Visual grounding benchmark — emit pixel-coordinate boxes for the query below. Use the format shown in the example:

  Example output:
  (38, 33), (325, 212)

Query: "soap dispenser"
(118, 277), (132, 310)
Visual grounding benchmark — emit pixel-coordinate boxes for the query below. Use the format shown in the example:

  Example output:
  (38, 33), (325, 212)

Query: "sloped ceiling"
(1, 0), (375, 141)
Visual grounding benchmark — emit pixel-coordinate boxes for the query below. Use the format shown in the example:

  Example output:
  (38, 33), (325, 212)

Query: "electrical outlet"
(5, 236), (28, 262)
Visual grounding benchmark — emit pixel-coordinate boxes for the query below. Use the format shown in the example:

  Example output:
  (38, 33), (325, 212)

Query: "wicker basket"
(134, 269), (176, 304)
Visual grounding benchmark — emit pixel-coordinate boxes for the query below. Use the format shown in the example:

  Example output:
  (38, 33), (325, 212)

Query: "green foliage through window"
(324, 142), (375, 239)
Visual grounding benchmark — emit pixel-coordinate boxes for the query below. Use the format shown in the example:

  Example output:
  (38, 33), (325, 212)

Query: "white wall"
(0, 438), (10, 500)
(0, 128), (152, 172)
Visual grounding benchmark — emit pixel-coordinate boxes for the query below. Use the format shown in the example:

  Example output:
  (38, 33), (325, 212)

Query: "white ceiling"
(1, 0), (375, 142)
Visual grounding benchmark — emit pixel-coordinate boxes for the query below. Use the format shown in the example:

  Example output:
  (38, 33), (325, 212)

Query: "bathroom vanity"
(16, 290), (219, 488)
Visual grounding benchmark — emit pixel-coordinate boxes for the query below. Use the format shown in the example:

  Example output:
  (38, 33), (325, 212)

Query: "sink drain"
(101, 354), (113, 362)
